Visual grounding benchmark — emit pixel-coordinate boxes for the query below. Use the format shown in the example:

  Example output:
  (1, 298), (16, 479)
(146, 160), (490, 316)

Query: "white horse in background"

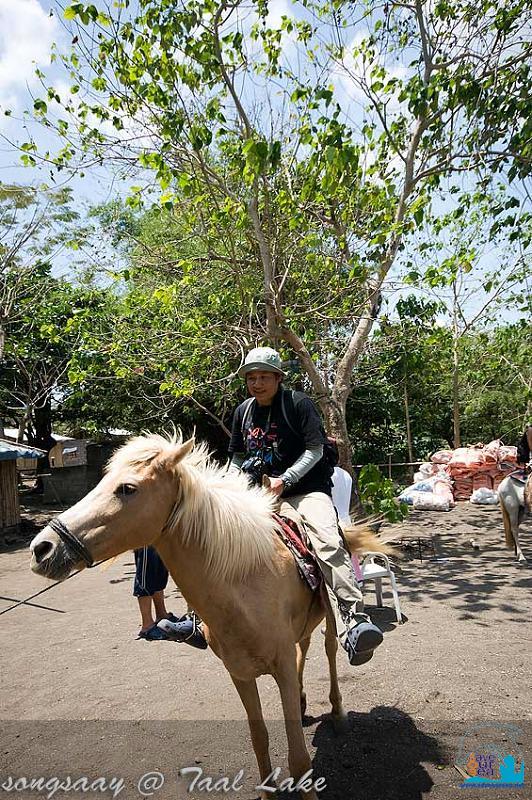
(498, 471), (531, 564)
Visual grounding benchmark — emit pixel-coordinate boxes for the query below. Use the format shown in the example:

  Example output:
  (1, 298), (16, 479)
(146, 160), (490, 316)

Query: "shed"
(43, 440), (125, 505)
(49, 438), (88, 468)
(0, 440), (46, 534)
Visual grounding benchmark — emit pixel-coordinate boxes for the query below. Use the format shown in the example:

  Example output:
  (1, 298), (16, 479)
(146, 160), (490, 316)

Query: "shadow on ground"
(383, 506), (532, 626)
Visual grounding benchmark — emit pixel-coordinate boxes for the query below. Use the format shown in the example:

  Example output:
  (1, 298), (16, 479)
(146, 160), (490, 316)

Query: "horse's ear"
(262, 474), (271, 489)
(161, 437), (195, 470)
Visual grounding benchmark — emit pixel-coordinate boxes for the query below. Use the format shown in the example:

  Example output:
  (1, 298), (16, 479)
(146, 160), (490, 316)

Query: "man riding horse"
(163, 347), (383, 666)
(516, 423), (532, 474)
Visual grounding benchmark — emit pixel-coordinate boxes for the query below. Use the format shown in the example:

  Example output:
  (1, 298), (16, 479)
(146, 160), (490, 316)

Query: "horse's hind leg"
(230, 676), (275, 800)
(500, 498), (527, 564)
(515, 508), (528, 563)
(296, 638), (311, 718)
(324, 605), (347, 731)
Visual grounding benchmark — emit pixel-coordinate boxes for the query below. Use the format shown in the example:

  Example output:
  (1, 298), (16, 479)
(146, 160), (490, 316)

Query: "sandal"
(137, 624), (168, 641)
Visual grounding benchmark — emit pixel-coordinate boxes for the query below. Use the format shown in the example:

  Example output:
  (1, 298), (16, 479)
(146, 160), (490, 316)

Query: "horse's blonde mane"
(107, 433), (278, 583)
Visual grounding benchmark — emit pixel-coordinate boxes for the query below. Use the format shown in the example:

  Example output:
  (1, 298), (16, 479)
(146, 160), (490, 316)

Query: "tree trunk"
(17, 407), (31, 443)
(452, 291), (461, 449)
(29, 397), (55, 451)
(404, 378), (414, 466)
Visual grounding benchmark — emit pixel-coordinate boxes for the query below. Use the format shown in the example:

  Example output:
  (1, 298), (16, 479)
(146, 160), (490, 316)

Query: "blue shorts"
(133, 546), (168, 597)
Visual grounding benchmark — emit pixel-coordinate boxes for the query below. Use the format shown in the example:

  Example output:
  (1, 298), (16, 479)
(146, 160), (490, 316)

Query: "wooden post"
(0, 460), (20, 532)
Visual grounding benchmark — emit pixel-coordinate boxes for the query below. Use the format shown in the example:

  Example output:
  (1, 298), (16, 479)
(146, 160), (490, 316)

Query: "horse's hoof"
(258, 789), (277, 800)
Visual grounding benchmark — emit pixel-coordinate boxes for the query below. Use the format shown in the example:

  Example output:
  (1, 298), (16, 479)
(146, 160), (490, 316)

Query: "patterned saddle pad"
(510, 469), (529, 484)
(272, 513), (322, 592)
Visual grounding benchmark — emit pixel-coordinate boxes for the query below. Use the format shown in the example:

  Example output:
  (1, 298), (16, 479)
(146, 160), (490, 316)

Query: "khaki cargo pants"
(279, 491), (364, 643)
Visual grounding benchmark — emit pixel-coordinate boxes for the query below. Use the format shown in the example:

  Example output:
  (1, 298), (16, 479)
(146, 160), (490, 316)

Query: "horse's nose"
(32, 538), (55, 564)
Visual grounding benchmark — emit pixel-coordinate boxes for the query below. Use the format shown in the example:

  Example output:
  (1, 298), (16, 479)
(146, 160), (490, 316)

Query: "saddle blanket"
(510, 469), (529, 484)
(273, 513), (321, 592)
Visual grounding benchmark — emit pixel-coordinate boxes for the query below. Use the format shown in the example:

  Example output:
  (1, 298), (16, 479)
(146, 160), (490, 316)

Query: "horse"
(498, 471), (531, 564)
(29, 433), (390, 800)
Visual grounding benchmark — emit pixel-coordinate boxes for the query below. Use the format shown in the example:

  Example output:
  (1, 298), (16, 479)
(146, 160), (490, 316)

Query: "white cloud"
(0, 0), (58, 112)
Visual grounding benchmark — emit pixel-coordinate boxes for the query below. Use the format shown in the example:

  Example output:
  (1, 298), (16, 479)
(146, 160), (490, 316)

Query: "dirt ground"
(1, 500), (531, 800)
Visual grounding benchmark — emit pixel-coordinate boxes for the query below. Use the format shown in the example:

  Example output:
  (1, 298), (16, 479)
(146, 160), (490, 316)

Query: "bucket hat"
(238, 347), (285, 377)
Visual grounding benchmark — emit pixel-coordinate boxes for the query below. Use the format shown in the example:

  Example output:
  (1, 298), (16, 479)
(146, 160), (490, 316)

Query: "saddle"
(272, 511), (322, 592)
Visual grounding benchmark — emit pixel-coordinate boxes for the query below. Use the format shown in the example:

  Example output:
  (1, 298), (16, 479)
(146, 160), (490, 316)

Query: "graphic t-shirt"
(229, 387), (332, 496)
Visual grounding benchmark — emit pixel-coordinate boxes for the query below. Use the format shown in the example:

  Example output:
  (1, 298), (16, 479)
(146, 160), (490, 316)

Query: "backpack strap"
(280, 388), (301, 438)
(240, 397), (255, 437)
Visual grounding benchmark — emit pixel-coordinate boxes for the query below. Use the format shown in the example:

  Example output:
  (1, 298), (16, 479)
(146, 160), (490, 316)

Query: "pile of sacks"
(432, 441), (517, 502)
(398, 463), (455, 512)
(398, 440), (518, 510)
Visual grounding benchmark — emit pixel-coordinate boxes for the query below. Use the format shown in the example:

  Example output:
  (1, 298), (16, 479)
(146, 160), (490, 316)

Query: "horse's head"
(30, 435), (195, 580)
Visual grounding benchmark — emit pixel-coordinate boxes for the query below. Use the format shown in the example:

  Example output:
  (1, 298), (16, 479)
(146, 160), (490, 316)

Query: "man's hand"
(263, 475), (285, 497)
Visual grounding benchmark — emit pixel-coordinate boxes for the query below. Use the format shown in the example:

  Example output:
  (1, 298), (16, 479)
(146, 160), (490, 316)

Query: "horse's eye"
(116, 484), (137, 496)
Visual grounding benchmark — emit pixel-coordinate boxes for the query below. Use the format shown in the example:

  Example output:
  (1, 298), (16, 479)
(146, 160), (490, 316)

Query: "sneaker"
(157, 613), (208, 650)
(343, 619), (383, 666)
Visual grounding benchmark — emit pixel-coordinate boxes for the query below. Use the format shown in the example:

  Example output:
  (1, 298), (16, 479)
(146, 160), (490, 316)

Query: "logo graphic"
(457, 723), (525, 789)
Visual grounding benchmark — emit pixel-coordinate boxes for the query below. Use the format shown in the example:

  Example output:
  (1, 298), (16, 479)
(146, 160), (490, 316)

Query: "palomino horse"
(30, 434), (389, 800)
(499, 471), (531, 564)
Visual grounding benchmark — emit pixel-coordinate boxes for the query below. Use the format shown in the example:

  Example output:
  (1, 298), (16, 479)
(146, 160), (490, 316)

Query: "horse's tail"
(499, 497), (515, 550)
(342, 521), (395, 557)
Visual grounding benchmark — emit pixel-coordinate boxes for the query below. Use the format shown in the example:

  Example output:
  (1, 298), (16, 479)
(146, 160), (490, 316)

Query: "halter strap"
(48, 517), (94, 568)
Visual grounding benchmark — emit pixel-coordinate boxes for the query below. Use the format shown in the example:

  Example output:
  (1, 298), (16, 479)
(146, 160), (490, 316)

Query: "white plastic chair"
(358, 552), (403, 624)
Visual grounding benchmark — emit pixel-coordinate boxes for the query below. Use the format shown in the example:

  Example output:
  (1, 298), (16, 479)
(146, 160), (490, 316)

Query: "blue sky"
(0, 0), (128, 203)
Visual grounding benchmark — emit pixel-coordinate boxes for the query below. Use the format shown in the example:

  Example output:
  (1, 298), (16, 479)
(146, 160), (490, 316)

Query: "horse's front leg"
(296, 637), (311, 718)
(274, 648), (318, 800)
(515, 541), (528, 564)
(323, 604), (347, 732)
(230, 676), (276, 800)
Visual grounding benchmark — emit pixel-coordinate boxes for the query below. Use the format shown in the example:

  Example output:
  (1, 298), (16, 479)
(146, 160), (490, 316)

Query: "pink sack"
(473, 473), (493, 491)
(453, 476), (474, 500)
(433, 480), (455, 507)
(483, 440), (501, 462)
(493, 474), (505, 490)
(498, 446), (517, 463)
(431, 450), (453, 464)
(450, 448), (485, 470)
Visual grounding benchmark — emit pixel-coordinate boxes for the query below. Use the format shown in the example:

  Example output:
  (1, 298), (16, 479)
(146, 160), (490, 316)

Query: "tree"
(0, 182), (79, 362)
(0, 261), (109, 450)
(455, 321), (532, 445)
(21, 0), (531, 469)
(347, 297), (453, 465)
(406, 188), (531, 446)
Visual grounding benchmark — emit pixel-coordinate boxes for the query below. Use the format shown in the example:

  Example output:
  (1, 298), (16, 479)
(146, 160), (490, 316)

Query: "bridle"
(48, 517), (95, 568)
(46, 495), (180, 570)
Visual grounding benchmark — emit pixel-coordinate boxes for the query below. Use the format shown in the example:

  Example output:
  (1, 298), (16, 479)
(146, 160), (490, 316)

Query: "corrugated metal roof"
(0, 440), (47, 461)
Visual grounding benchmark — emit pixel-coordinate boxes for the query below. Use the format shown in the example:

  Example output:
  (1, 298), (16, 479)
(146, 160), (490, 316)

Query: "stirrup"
(157, 613), (208, 650)
(343, 620), (383, 667)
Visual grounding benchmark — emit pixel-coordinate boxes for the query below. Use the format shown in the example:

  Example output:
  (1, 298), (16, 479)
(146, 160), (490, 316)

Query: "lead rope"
(0, 565), (89, 617)
(0, 500), (181, 618)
